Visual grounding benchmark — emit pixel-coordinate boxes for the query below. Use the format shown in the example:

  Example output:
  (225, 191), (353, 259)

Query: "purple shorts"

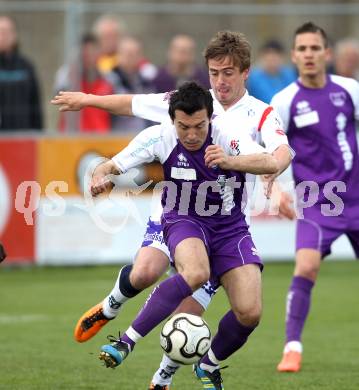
(163, 217), (263, 281)
(296, 218), (359, 258)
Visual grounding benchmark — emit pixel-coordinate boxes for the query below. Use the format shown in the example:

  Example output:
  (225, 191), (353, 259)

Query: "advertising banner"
(0, 139), (37, 263)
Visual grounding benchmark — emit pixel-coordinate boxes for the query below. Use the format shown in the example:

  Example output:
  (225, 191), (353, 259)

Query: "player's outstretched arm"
(90, 160), (121, 197)
(204, 145), (278, 174)
(51, 91), (134, 116)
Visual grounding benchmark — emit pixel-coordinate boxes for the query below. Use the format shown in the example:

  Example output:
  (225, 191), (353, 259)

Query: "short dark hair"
(294, 22), (329, 48)
(204, 30), (251, 72)
(168, 81), (213, 121)
(260, 39), (285, 54)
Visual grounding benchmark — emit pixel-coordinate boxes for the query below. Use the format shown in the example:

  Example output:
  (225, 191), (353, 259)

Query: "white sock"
(151, 354), (180, 386)
(125, 326), (143, 344)
(199, 348), (220, 373)
(102, 270), (130, 318)
(284, 341), (303, 354)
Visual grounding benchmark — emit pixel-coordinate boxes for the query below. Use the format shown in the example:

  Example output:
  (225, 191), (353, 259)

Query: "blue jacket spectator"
(247, 39), (297, 103)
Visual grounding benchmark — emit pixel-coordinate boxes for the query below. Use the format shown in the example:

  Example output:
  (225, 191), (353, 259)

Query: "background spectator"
(247, 39), (297, 103)
(92, 14), (125, 74)
(0, 15), (42, 131)
(54, 33), (113, 133)
(333, 37), (359, 80)
(107, 36), (155, 133)
(153, 34), (210, 92)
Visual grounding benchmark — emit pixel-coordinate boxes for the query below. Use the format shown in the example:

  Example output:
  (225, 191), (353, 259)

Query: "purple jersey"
(112, 120), (264, 231)
(271, 75), (359, 228)
(161, 126), (248, 230)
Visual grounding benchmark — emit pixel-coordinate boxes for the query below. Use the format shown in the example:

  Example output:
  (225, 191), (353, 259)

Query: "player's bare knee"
(233, 306), (262, 327)
(182, 268), (210, 291)
(295, 263), (319, 281)
(130, 272), (156, 290)
(131, 251), (167, 289)
(131, 262), (164, 289)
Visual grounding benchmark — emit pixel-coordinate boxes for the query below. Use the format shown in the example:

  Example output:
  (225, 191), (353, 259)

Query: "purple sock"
(130, 274), (192, 338)
(201, 310), (257, 367)
(286, 276), (314, 343)
(121, 333), (136, 351)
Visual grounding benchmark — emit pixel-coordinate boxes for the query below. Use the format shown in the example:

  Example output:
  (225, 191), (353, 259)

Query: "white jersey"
(132, 89), (288, 154)
(112, 120), (265, 174)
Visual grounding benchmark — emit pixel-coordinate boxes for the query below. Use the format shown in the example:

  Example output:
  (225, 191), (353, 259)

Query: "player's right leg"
(196, 262), (263, 390)
(74, 246), (169, 342)
(99, 227), (211, 369)
(277, 218), (342, 372)
(149, 281), (217, 389)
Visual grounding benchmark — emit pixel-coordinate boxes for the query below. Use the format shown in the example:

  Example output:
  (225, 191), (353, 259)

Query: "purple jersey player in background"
(271, 22), (359, 373)
(90, 82), (279, 389)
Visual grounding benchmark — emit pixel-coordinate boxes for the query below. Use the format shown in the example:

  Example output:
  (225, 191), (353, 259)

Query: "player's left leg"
(195, 263), (262, 390)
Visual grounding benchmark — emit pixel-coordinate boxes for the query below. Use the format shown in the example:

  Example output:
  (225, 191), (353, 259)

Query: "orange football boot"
(277, 350), (302, 372)
(74, 302), (112, 342)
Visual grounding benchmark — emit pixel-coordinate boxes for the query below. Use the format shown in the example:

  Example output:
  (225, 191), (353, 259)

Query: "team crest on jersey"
(247, 109), (255, 117)
(230, 139), (240, 154)
(177, 153), (189, 167)
(296, 100), (311, 114)
(330, 92), (346, 107)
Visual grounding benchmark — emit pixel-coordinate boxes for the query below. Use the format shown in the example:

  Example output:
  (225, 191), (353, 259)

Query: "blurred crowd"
(1, 13), (359, 134)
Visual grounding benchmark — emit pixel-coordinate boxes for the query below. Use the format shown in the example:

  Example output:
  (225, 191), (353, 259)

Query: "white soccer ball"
(160, 313), (211, 365)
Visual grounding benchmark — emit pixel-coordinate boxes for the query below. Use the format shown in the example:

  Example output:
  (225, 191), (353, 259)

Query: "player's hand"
(90, 175), (114, 197)
(262, 172), (279, 198)
(278, 192), (296, 220)
(204, 145), (231, 169)
(51, 91), (88, 112)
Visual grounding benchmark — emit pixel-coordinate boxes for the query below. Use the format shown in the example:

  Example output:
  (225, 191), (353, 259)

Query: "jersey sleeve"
(347, 79), (359, 120)
(270, 93), (290, 132)
(330, 75), (359, 120)
(259, 108), (294, 155)
(132, 92), (171, 122)
(112, 125), (163, 173)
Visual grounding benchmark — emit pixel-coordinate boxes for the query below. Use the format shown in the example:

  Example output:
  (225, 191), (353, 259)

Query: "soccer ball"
(160, 313), (211, 365)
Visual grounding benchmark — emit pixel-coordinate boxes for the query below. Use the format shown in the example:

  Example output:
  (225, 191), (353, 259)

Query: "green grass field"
(0, 261), (358, 390)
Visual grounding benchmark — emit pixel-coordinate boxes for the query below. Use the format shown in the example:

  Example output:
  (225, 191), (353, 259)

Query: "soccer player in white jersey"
(52, 31), (293, 389)
(271, 22), (359, 373)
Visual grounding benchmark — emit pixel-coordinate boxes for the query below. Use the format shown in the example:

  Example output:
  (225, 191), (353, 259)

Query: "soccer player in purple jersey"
(89, 82), (278, 389)
(52, 31), (294, 389)
(271, 22), (359, 373)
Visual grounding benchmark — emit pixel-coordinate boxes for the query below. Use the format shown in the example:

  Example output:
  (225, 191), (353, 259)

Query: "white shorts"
(141, 217), (217, 310)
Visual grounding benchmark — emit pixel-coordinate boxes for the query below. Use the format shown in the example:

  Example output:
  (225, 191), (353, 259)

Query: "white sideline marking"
(0, 314), (49, 324)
